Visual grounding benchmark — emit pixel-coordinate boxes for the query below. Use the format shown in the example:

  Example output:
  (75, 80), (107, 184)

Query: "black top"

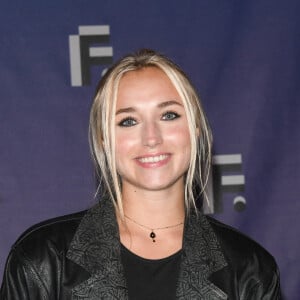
(121, 244), (182, 300)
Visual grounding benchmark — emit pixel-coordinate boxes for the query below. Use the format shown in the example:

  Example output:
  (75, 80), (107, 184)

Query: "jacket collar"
(176, 211), (228, 299)
(67, 198), (228, 299)
(66, 198), (128, 299)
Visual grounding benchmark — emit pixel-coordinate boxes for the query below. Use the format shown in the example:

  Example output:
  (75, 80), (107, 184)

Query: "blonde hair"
(89, 49), (212, 216)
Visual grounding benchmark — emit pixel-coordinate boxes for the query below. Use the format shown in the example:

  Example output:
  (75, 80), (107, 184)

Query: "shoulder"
(205, 215), (279, 280)
(200, 216), (281, 298)
(206, 216), (276, 262)
(11, 210), (86, 259)
(1, 211), (90, 298)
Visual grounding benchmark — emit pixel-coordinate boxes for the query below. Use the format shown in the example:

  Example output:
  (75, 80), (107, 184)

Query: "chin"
(141, 180), (181, 192)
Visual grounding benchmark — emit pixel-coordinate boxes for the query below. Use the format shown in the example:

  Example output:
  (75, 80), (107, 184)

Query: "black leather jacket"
(1, 198), (280, 299)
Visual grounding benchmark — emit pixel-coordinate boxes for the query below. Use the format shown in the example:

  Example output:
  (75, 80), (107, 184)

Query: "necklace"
(124, 215), (184, 243)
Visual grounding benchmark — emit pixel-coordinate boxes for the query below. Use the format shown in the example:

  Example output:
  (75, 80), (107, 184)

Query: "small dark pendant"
(150, 231), (156, 242)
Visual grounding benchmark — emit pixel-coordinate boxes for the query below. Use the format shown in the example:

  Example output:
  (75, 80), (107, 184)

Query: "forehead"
(116, 67), (181, 105)
(120, 67), (172, 87)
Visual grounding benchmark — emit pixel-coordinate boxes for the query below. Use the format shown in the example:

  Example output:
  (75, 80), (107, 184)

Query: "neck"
(121, 186), (185, 226)
(118, 185), (185, 257)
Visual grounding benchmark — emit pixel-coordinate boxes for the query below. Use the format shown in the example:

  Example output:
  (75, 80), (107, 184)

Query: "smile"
(137, 154), (169, 163)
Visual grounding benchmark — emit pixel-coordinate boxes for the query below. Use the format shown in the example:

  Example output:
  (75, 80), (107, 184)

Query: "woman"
(1, 49), (280, 299)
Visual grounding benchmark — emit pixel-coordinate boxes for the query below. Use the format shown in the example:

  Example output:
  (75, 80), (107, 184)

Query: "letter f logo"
(69, 25), (113, 86)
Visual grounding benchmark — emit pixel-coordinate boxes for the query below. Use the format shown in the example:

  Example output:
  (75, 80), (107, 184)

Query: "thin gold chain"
(124, 215), (184, 231)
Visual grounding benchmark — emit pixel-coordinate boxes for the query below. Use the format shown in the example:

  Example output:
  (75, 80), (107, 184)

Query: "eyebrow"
(158, 100), (183, 108)
(115, 100), (183, 115)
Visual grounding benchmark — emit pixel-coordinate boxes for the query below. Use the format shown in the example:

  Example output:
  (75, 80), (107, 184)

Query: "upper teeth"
(139, 155), (168, 163)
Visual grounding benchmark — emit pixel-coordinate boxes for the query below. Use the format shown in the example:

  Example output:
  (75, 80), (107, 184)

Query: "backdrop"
(0, 1), (299, 298)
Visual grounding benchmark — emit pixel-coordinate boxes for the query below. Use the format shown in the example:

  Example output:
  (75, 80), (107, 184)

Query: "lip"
(135, 153), (171, 168)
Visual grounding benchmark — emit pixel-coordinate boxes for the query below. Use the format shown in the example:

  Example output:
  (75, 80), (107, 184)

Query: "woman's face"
(115, 67), (191, 195)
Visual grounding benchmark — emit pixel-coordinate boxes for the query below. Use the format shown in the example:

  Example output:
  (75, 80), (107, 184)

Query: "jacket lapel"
(176, 212), (228, 299)
(66, 199), (128, 299)
(67, 198), (228, 299)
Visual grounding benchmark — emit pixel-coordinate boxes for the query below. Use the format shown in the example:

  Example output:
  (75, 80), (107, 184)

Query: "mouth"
(137, 154), (170, 163)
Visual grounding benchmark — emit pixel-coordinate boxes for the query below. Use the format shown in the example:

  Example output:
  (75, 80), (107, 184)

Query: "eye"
(118, 117), (137, 127)
(161, 111), (180, 121)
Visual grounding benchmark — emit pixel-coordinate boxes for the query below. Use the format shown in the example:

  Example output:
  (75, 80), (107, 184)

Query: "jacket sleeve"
(241, 261), (281, 300)
(0, 247), (49, 300)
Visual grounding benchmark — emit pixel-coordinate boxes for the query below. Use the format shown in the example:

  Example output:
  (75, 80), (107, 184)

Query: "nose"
(142, 121), (162, 148)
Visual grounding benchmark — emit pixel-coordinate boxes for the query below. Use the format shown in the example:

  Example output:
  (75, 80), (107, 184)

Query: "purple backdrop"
(0, 1), (299, 298)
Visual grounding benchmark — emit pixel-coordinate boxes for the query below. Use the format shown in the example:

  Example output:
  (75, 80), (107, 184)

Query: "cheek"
(169, 126), (192, 164)
(167, 125), (191, 146)
(115, 131), (139, 158)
